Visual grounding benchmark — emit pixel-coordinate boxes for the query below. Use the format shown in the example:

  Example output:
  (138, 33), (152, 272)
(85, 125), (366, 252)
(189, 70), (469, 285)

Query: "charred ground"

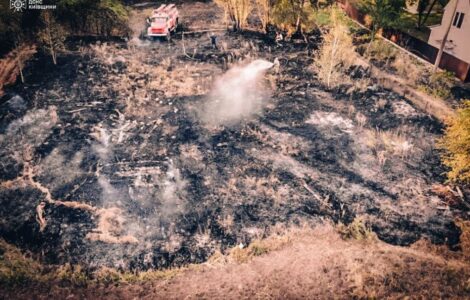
(0, 2), (465, 272)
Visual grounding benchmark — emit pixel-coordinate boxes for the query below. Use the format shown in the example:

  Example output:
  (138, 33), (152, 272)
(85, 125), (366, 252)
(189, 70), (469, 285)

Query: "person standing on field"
(273, 57), (280, 74)
(210, 33), (218, 49)
(275, 32), (283, 46)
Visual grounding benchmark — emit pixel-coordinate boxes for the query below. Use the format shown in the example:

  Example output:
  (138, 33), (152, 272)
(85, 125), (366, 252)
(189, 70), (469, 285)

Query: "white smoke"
(199, 59), (274, 126)
(1, 106), (58, 149)
(159, 159), (187, 218)
(0, 106), (58, 164)
(91, 127), (112, 161)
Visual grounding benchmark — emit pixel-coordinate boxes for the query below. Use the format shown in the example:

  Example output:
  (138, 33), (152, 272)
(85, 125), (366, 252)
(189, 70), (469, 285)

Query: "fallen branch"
(302, 180), (331, 208)
(36, 202), (47, 232)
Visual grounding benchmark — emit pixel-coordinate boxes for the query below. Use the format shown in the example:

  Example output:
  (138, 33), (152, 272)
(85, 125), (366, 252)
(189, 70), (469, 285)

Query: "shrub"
(366, 39), (397, 62)
(357, 0), (406, 39)
(272, 0), (316, 35)
(0, 239), (44, 287)
(229, 235), (291, 263)
(455, 219), (470, 257)
(337, 217), (376, 240)
(419, 71), (455, 100)
(55, 263), (88, 286)
(439, 100), (470, 183)
(391, 54), (422, 85)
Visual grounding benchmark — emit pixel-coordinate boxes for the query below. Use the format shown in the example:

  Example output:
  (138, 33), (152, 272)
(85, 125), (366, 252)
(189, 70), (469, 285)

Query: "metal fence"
(339, 0), (470, 82)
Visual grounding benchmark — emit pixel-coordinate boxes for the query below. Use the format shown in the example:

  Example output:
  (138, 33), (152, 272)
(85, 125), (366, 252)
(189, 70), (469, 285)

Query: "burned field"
(0, 3), (463, 271)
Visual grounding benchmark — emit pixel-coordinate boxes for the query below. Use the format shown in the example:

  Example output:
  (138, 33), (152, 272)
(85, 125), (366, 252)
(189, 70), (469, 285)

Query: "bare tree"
(14, 44), (37, 83)
(215, 0), (252, 30)
(255, 0), (273, 32)
(37, 11), (66, 65)
(313, 9), (355, 88)
(290, 0), (307, 34)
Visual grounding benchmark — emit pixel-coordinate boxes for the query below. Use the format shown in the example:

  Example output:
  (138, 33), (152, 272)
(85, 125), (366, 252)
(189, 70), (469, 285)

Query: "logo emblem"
(10, 0), (26, 12)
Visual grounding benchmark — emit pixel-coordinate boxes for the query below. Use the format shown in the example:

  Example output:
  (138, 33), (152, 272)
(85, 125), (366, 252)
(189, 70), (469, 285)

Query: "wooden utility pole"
(434, 0), (459, 71)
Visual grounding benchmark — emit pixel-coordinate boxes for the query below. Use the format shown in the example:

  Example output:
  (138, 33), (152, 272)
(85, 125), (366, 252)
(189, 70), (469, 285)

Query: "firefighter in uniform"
(210, 33), (218, 49)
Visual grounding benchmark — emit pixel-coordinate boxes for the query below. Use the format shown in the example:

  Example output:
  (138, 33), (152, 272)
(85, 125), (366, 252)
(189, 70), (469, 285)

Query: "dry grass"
(0, 239), (189, 287)
(2, 222), (470, 298)
(217, 214), (235, 234)
(355, 111), (367, 127)
(219, 172), (291, 205)
(365, 128), (415, 165)
(392, 54), (422, 86)
(0, 239), (44, 286)
(337, 217), (377, 241)
(90, 42), (221, 118)
(246, 125), (310, 156)
(366, 57), (456, 121)
(457, 219), (470, 257)
(0, 44), (37, 96)
(228, 233), (292, 263)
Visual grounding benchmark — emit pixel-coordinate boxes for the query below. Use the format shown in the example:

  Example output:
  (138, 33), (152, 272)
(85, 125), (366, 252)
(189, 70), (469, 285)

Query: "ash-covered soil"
(0, 2), (463, 270)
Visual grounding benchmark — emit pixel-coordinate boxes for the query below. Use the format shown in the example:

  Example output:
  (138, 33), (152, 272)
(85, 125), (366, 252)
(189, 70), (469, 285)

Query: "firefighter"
(275, 32), (283, 46)
(273, 57), (280, 74)
(210, 33), (218, 49)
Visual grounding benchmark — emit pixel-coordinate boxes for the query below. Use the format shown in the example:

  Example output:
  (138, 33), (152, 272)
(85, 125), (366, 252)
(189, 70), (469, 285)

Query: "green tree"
(358, 0), (406, 39)
(56, 0), (129, 36)
(272, 0), (316, 35)
(416, 0), (430, 28)
(1, 0), (129, 54)
(0, 0), (24, 55)
(439, 100), (470, 183)
(411, 0), (449, 29)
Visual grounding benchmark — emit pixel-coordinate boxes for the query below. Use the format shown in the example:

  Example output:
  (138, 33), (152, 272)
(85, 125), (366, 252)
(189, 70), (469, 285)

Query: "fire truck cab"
(146, 4), (179, 40)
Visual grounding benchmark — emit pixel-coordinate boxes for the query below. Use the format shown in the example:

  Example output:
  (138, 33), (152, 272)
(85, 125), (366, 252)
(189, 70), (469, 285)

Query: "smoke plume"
(199, 59), (273, 126)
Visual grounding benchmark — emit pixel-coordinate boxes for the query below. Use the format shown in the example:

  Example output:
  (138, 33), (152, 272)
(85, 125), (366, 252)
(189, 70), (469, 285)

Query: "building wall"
(429, 0), (470, 63)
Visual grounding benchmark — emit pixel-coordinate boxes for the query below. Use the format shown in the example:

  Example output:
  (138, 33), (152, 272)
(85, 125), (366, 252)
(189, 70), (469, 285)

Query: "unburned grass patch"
(337, 217), (377, 241)
(0, 239), (45, 287)
(228, 233), (292, 263)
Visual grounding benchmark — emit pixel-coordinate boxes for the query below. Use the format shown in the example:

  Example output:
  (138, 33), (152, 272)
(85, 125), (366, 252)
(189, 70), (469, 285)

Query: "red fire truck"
(146, 4), (179, 40)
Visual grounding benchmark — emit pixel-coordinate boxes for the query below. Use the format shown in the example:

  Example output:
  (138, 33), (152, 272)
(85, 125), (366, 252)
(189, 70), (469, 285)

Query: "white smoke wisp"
(160, 159), (187, 219)
(199, 59), (274, 126)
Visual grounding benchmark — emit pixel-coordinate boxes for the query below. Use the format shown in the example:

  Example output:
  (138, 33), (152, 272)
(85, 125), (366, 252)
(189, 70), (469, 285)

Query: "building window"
(457, 13), (465, 28)
(453, 12), (465, 28)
